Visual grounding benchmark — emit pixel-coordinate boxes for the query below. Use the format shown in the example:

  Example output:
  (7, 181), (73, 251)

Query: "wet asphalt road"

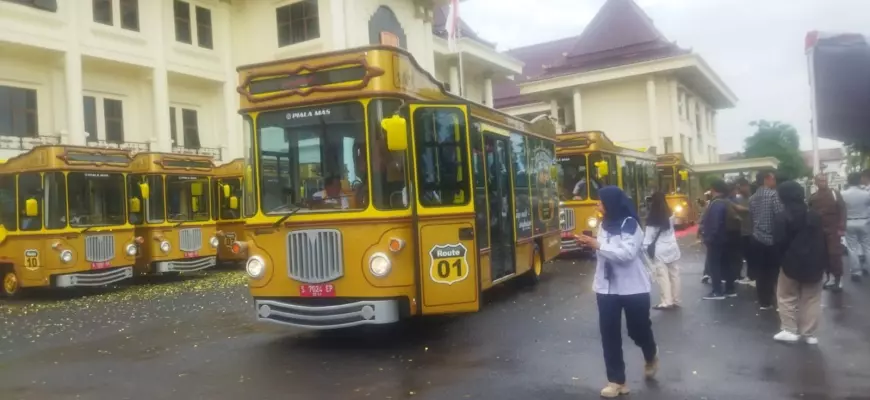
(2, 239), (870, 400)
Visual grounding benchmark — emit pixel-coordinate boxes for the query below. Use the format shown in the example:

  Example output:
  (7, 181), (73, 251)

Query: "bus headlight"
(209, 236), (219, 248)
(159, 240), (171, 253)
(369, 252), (392, 278)
(246, 255), (265, 279)
(587, 217), (599, 228)
(125, 244), (138, 256)
(674, 205), (684, 214)
(59, 250), (73, 264)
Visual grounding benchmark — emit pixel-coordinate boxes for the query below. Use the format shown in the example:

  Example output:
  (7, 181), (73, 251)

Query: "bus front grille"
(85, 235), (115, 263)
(179, 228), (203, 252)
(287, 229), (343, 284)
(559, 208), (576, 232)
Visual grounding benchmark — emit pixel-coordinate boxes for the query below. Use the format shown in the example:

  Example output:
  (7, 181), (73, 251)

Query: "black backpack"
(780, 212), (827, 283)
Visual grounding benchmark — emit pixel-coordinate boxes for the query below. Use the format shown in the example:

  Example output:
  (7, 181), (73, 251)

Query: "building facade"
(0, 0), (518, 161)
(493, 0), (737, 165)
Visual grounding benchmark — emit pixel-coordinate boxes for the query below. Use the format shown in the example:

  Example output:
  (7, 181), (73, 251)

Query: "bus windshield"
(557, 154), (591, 201)
(68, 172), (126, 227)
(166, 176), (211, 222)
(658, 166), (676, 194)
(257, 102), (367, 214)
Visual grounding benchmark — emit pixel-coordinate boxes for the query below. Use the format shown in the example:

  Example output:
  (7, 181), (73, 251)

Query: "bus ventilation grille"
(287, 229), (344, 284)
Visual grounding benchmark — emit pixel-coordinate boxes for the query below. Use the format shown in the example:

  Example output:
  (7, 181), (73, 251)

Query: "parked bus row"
(0, 147), (246, 298)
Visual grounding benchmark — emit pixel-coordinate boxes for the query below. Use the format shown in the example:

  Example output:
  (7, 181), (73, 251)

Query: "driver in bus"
(312, 176), (348, 209)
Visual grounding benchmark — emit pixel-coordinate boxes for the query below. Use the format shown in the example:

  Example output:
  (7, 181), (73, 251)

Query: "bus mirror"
(549, 165), (559, 181)
(222, 184), (231, 199)
(229, 196), (239, 210)
(191, 182), (203, 196)
(25, 198), (38, 217)
(594, 161), (609, 177)
(192, 197), (200, 212)
(0, 224), (6, 244)
(139, 182), (150, 200)
(381, 115), (408, 151)
(679, 170), (689, 180)
(129, 197), (141, 213)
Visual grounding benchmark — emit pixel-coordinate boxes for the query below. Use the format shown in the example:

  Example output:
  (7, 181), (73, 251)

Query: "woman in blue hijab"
(576, 186), (659, 398)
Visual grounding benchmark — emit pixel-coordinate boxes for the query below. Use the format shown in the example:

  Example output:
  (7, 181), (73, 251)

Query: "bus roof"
(0, 145), (133, 173)
(656, 153), (692, 169)
(236, 45), (555, 142)
(556, 131), (657, 161)
(129, 152), (216, 175)
(214, 158), (244, 177)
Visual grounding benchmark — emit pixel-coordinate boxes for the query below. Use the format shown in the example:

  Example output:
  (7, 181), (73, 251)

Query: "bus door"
(408, 104), (479, 315)
(484, 134), (515, 280)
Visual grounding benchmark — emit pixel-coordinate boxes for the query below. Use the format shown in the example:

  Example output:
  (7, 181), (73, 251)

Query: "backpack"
(713, 199), (742, 233)
(780, 213), (827, 283)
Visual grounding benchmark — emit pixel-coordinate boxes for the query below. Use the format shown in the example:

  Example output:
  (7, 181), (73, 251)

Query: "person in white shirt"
(842, 172), (870, 280)
(643, 192), (682, 309)
(312, 176), (348, 209)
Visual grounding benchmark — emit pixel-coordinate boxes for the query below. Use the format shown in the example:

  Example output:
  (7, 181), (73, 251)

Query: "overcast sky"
(461, 0), (868, 153)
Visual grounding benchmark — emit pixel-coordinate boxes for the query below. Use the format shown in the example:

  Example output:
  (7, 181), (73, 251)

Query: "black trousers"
(706, 242), (736, 294)
(749, 238), (779, 307)
(597, 293), (657, 384)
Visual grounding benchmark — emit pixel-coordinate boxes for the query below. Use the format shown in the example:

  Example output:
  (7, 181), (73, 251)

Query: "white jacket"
(643, 216), (681, 264)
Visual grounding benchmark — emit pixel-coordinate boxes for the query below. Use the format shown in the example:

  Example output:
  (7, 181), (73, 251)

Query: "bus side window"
(18, 173), (42, 231)
(0, 175), (17, 231)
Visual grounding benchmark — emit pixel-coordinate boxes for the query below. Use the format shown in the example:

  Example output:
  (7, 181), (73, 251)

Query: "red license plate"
(299, 284), (336, 297)
(183, 251), (199, 258)
(91, 261), (111, 270)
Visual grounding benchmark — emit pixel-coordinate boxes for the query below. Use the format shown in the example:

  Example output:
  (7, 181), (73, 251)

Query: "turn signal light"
(135, 236), (145, 244)
(232, 241), (248, 255)
(216, 230), (225, 237)
(388, 238), (405, 252)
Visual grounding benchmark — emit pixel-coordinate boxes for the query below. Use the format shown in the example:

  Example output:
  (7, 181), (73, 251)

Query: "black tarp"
(808, 31), (870, 145)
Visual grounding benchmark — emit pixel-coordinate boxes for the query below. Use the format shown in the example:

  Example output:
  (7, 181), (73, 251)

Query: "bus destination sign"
(248, 66), (367, 95)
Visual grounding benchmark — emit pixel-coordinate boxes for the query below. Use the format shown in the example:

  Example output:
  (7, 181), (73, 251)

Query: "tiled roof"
(493, 0), (688, 108)
(432, 5), (495, 49)
(719, 148), (844, 165)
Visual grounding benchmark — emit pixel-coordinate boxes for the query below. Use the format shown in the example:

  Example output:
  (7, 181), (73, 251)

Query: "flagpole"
(457, 28), (465, 97)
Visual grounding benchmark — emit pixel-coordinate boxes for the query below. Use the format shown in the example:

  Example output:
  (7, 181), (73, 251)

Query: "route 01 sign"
(428, 243), (470, 285)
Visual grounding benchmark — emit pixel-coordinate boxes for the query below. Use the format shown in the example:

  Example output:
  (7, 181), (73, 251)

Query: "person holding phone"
(575, 186), (658, 398)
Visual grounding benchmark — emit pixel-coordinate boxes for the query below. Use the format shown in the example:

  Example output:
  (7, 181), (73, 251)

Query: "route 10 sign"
(429, 243), (469, 285)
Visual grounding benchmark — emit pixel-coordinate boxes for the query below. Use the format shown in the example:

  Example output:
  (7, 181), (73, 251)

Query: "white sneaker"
(804, 336), (819, 345)
(773, 330), (800, 343)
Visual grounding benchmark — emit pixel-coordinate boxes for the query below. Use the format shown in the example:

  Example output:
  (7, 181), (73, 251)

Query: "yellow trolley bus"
(0, 146), (139, 297)
(233, 45), (561, 329)
(656, 153), (701, 227)
(127, 152), (220, 276)
(213, 159), (246, 265)
(556, 131), (657, 253)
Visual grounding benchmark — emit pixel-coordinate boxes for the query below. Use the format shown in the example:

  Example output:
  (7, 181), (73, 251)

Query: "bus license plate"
(299, 284), (335, 297)
(183, 251), (198, 258)
(91, 261), (111, 270)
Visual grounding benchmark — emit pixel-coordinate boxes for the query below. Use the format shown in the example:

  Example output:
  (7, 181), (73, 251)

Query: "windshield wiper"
(273, 206), (302, 228)
(174, 220), (188, 228)
(79, 226), (94, 234)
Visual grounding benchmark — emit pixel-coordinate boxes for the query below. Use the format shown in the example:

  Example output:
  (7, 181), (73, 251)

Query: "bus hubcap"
(3, 272), (18, 295)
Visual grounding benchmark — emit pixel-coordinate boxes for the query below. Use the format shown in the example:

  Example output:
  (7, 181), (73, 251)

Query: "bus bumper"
(54, 266), (134, 288)
(560, 231), (594, 254)
(254, 298), (401, 330)
(156, 256), (217, 273)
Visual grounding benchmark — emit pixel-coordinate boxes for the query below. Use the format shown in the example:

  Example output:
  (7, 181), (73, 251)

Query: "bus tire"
(523, 244), (543, 285)
(1, 265), (21, 298)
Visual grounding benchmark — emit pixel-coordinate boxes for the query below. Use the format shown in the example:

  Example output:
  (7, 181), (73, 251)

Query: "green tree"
(743, 120), (810, 180)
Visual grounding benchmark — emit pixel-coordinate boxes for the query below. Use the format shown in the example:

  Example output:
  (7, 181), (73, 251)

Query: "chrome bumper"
(156, 256), (217, 273)
(54, 266), (134, 288)
(255, 299), (400, 330)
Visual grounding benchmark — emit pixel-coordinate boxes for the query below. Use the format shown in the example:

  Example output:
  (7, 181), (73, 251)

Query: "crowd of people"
(572, 168), (870, 398)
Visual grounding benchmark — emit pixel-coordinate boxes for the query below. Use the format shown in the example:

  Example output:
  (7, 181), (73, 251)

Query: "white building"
(0, 0), (519, 161)
(493, 0), (737, 165)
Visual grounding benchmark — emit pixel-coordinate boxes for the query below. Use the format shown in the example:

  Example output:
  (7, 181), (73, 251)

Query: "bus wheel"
(2, 268), (21, 298)
(523, 245), (543, 285)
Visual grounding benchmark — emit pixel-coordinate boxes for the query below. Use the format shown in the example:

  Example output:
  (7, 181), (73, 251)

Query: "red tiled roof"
(493, 0), (688, 108)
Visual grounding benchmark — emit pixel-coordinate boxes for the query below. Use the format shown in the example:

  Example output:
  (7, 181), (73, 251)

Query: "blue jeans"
(597, 293), (657, 384)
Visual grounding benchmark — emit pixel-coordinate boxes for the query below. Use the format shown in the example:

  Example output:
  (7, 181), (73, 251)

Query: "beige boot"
(645, 348), (659, 379)
(600, 382), (630, 398)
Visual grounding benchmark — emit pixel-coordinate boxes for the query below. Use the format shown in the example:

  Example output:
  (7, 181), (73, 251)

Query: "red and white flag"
(445, 0), (460, 52)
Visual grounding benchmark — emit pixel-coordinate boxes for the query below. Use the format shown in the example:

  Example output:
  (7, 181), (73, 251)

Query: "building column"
(572, 88), (582, 132)
(64, 51), (85, 146)
(670, 79), (681, 153)
(448, 64), (460, 95)
(330, 0), (347, 49)
(483, 76), (493, 106)
(646, 76), (659, 153)
(151, 68), (172, 152)
(220, 1), (239, 161)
